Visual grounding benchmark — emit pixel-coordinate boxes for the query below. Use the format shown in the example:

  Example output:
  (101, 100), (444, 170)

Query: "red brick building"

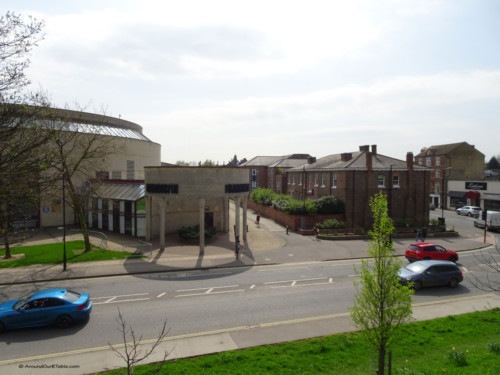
(286, 145), (431, 229)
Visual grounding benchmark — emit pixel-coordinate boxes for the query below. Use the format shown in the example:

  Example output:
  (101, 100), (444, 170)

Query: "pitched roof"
(240, 154), (312, 168)
(415, 142), (473, 157)
(288, 149), (428, 172)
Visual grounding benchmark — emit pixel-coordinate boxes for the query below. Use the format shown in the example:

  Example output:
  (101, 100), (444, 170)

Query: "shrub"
(249, 188), (275, 206)
(317, 218), (346, 230)
(178, 225), (217, 240)
(314, 195), (345, 214)
(284, 199), (317, 215)
(447, 347), (468, 367)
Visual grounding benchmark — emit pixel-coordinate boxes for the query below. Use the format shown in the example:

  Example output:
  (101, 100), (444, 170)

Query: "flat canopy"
(448, 191), (466, 198)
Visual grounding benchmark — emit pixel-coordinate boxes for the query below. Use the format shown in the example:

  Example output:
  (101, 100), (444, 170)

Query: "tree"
(469, 242), (500, 292)
(108, 308), (170, 375)
(45, 110), (123, 253)
(0, 12), (45, 94)
(0, 12), (51, 258)
(349, 192), (414, 375)
(227, 154), (238, 166)
(487, 156), (500, 170)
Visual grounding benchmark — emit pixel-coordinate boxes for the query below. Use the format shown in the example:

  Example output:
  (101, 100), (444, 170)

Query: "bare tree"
(44, 110), (123, 252)
(108, 308), (170, 375)
(469, 237), (500, 292)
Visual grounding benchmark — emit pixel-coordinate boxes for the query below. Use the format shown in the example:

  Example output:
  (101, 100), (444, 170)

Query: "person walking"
(415, 228), (423, 242)
(256, 213), (260, 228)
(314, 225), (320, 240)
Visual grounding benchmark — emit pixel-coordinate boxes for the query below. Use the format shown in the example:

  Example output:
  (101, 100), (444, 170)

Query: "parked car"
(405, 242), (459, 263)
(429, 203), (436, 210)
(0, 289), (92, 333)
(456, 206), (481, 217)
(398, 260), (463, 290)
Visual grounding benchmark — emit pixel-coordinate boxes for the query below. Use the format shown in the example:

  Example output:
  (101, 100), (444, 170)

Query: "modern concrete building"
(144, 166), (250, 250)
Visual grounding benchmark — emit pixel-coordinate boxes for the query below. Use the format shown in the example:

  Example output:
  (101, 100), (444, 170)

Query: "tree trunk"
(2, 229), (12, 259)
(378, 345), (386, 375)
(66, 175), (92, 252)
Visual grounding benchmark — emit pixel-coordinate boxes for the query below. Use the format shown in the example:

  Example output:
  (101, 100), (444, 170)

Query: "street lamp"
(62, 173), (67, 271)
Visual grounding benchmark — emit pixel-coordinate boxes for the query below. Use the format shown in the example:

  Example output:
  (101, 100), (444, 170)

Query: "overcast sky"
(5, 0), (500, 164)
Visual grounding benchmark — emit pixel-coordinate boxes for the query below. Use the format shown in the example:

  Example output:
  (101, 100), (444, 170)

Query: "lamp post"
(62, 173), (67, 271)
(441, 167), (452, 225)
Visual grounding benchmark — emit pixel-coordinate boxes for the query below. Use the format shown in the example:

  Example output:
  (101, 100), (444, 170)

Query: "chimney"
(406, 152), (414, 171)
(366, 151), (372, 170)
(371, 144), (377, 155)
(307, 156), (316, 164)
(359, 145), (369, 152)
(341, 153), (352, 161)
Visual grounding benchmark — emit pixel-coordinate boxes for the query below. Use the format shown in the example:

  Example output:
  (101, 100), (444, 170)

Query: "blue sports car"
(0, 289), (92, 333)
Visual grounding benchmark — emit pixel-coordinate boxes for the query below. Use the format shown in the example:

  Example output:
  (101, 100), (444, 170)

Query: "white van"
(474, 210), (500, 231)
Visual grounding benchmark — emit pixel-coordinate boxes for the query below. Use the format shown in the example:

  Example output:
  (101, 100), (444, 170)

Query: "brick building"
(240, 154), (312, 193)
(286, 145), (431, 229)
(414, 142), (485, 209)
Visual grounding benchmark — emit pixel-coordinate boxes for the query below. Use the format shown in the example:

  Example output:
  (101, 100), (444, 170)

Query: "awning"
(91, 182), (145, 201)
(482, 193), (500, 201)
(448, 191), (466, 198)
(465, 190), (480, 200)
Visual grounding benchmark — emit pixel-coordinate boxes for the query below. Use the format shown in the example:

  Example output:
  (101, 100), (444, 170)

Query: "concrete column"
(145, 196), (151, 241)
(242, 195), (248, 241)
(235, 196), (241, 242)
(199, 197), (205, 253)
(160, 197), (166, 250)
(223, 197), (229, 232)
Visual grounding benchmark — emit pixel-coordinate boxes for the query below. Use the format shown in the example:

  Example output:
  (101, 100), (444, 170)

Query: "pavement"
(1, 212), (499, 374)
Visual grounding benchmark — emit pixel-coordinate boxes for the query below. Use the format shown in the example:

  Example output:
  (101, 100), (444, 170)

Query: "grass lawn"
(97, 308), (500, 375)
(0, 240), (140, 268)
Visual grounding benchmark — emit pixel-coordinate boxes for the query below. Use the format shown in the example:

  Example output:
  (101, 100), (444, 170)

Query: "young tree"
(109, 308), (170, 375)
(349, 192), (414, 375)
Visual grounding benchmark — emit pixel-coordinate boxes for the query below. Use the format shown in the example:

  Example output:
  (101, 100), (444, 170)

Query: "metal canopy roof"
(91, 182), (145, 201)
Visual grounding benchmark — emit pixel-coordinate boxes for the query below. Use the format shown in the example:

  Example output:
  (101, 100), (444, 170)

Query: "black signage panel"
(465, 182), (487, 190)
(225, 183), (250, 193)
(146, 184), (179, 194)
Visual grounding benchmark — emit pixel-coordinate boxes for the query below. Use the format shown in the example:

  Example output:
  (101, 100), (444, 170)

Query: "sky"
(4, 0), (500, 165)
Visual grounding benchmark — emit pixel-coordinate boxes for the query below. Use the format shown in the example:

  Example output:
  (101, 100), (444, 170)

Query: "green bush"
(250, 188), (343, 216)
(178, 225), (217, 240)
(314, 195), (345, 214)
(317, 218), (346, 229)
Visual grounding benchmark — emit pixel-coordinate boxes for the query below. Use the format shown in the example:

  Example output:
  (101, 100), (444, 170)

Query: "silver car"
(456, 205), (480, 217)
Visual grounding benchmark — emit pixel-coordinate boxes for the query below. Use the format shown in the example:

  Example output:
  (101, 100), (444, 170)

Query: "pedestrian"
(256, 213), (260, 228)
(415, 228), (423, 242)
(235, 235), (240, 258)
(422, 227), (427, 242)
(314, 225), (320, 240)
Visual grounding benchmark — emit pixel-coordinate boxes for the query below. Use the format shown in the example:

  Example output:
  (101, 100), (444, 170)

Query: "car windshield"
(12, 295), (33, 310)
(405, 262), (427, 273)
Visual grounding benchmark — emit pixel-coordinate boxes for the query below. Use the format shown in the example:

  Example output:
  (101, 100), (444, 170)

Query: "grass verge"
(97, 308), (500, 375)
(0, 241), (140, 268)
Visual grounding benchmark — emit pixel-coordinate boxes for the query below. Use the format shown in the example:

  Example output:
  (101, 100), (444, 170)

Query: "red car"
(405, 243), (459, 263)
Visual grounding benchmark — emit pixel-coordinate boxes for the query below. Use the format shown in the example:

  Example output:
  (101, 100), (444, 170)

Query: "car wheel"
(467, 212), (472, 217)
(449, 256), (457, 263)
(56, 315), (73, 329)
(0, 321), (5, 334)
(413, 281), (422, 290)
(449, 278), (459, 288)
(474, 222), (478, 227)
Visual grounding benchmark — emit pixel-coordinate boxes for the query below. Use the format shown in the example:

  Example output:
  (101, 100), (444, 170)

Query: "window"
(435, 183), (440, 195)
(111, 171), (121, 179)
(287, 173), (291, 185)
(392, 175), (400, 187)
(436, 158), (441, 166)
(299, 173), (302, 186)
(96, 171), (109, 180)
(314, 172), (319, 186)
(321, 172), (326, 187)
(436, 170), (440, 178)
(377, 175), (385, 187)
(308, 174), (313, 192)
(418, 158), (423, 166)
(251, 169), (259, 188)
(426, 157), (431, 167)
(127, 160), (134, 180)
(292, 174), (296, 185)
(332, 173), (337, 188)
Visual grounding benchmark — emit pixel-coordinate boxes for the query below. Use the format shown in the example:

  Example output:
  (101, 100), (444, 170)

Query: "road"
(0, 244), (496, 364)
